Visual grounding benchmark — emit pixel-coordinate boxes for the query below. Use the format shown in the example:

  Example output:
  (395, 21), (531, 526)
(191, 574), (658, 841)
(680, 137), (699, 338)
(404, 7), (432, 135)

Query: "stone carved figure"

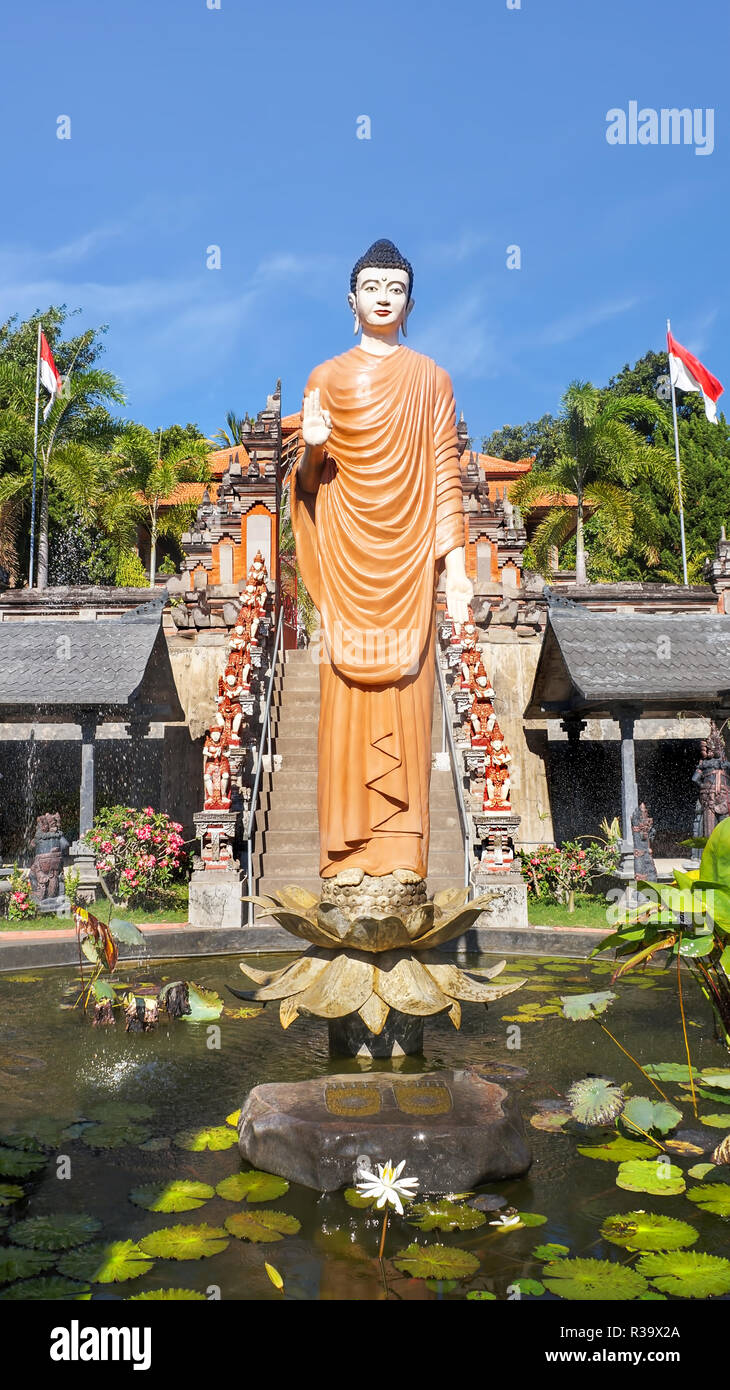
(632, 802), (656, 878)
(216, 675), (244, 747)
(290, 238), (472, 888)
(484, 761), (512, 813)
(692, 721), (730, 843)
(28, 812), (69, 902)
(203, 728), (231, 809)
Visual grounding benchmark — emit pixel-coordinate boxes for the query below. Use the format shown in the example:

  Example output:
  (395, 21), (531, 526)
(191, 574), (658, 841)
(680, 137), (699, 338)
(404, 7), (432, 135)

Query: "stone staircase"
(254, 648), (465, 902)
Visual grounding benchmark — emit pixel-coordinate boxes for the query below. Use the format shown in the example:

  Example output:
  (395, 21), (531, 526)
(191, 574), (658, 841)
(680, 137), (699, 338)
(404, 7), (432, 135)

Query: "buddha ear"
(347, 292), (360, 335)
(401, 296), (415, 338)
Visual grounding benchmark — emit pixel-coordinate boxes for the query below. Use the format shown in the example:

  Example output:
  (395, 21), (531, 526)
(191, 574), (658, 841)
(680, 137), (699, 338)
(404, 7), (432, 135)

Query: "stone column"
(617, 706), (640, 879)
(69, 713), (99, 902)
(79, 716), (96, 834)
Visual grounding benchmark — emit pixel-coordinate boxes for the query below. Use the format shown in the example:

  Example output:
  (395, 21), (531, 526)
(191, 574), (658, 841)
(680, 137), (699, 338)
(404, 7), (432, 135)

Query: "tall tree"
(510, 380), (677, 584)
(107, 425), (210, 585)
(213, 410), (251, 449)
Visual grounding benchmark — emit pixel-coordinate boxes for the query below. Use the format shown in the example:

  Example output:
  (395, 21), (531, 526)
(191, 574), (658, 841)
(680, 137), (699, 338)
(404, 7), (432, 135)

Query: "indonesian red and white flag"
(667, 330), (724, 424)
(40, 330), (63, 420)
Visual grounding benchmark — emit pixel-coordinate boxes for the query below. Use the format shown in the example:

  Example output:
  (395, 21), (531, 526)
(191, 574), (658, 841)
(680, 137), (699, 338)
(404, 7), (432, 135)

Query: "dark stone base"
(237, 1067), (532, 1192)
(328, 1011), (424, 1058)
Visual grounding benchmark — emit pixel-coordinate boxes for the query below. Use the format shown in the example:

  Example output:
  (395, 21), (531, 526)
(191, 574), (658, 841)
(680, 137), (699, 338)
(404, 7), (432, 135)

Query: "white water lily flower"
(355, 1158), (420, 1217)
(489, 1212), (522, 1229)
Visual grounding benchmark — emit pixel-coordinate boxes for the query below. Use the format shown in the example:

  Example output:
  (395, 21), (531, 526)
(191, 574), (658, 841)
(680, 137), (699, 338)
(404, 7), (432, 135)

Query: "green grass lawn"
(0, 882), (190, 932)
(527, 892), (613, 931)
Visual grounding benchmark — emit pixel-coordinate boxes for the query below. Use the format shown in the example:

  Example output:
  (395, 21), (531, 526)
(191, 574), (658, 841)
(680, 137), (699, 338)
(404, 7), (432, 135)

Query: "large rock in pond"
(238, 1067), (531, 1192)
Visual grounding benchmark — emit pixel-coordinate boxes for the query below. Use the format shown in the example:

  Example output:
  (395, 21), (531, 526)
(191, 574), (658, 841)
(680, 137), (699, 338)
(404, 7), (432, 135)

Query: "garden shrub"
(85, 806), (187, 907)
(519, 839), (620, 907)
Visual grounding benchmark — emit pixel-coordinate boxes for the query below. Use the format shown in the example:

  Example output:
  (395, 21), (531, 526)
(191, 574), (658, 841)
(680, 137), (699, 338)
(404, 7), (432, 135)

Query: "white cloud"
(536, 297), (639, 347)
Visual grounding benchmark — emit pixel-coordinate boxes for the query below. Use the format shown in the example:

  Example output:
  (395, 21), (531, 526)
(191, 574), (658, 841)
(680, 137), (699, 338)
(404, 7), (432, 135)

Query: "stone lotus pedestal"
(237, 1068), (531, 1193)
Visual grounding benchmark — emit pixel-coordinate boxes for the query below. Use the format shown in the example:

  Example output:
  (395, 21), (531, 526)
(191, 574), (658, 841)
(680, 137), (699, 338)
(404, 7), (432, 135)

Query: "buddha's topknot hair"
(350, 239), (413, 299)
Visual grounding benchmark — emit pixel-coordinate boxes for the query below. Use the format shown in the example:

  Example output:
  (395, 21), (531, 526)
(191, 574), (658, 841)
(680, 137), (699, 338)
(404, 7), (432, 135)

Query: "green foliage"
(542, 1257), (648, 1300)
(9, 1213), (101, 1250)
(114, 549), (149, 587)
(85, 804), (187, 907)
(600, 1211), (698, 1251)
(566, 1077), (624, 1125)
(138, 1225), (229, 1260)
(635, 1250), (730, 1298)
(215, 1171), (289, 1203)
(406, 1199), (487, 1233)
(560, 990), (616, 1021)
(174, 1126), (238, 1152)
(520, 839), (619, 905)
(5, 865), (34, 922)
(621, 1097), (683, 1136)
(58, 1240), (154, 1283)
(686, 1183), (730, 1216)
(223, 1209), (301, 1243)
(615, 1159), (686, 1196)
(392, 1242), (480, 1281)
(129, 1181), (215, 1213)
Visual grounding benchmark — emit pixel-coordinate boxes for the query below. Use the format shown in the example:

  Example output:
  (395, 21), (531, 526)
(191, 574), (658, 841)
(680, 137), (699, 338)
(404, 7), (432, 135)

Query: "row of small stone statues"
(202, 551), (271, 818)
(439, 606), (519, 875)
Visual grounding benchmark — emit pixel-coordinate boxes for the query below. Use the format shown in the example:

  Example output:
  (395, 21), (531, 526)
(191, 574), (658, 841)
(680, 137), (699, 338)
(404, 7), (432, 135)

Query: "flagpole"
(28, 322), (42, 589)
(667, 317), (689, 587)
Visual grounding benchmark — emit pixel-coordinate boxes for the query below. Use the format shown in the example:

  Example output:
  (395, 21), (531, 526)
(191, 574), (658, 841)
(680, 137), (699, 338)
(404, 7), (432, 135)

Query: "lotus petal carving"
(235, 885), (526, 1030)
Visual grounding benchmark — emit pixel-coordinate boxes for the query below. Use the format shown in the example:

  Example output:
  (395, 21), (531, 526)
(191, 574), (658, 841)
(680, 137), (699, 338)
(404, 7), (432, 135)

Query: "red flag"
(40, 331), (63, 420)
(667, 330), (724, 423)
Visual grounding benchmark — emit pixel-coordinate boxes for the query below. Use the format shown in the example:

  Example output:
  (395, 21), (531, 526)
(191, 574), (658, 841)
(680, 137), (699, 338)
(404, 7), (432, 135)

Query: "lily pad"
(225, 1110), (241, 1127)
(622, 1097), (682, 1136)
(392, 1242), (480, 1281)
(510, 1277), (545, 1296)
(577, 1137), (655, 1163)
(3, 1117), (71, 1150)
(343, 1187), (374, 1209)
(9, 1213), (102, 1251)
(534, 1243), (570, 1260)
(700, 1069), (730, 1089)
(530, 1112), (570, 1133)
(615, 1159), (686, 1196)
(0, 1185), (24, 1209)
(80, 1122), (151, 1150)
(517, 1212), (547, 1227)
(139, 1225), (229, 1260)
(174, 1126), (238, 1152)
(560, 991), (616, 1021)
(129, 1288), (208, 1300)
(688, 1163), (717, 1180)
(215, 1171), (289, 1204)
(686, 1183), (730, 1216)
(129, 1181), (215, 1213)
(0, 1246), (54, 1283)
(644, 1063), (693, 1082)
(542, 1257), (648, 1301)
(600, 1211), (698, 1251)
(700, 1115), (730, 1129)
(58, 1240), (154, 1284)
(636, 1251), (730, 1298)
(182, 984), (224, 1022)
(0, 1276), (89, 1300)
(466, 1289), (497, 1299)
(567, 1078), (624, 1126)
(87, 1101), (153, 1123)
(407, 1200), (486, 1233)
(224, 1210), (300, 1243)
(0, 1148), (46, 1179)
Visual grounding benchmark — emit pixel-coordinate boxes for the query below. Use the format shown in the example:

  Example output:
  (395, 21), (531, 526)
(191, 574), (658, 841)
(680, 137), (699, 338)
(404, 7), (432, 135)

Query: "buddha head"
(348, 238), (414, 338)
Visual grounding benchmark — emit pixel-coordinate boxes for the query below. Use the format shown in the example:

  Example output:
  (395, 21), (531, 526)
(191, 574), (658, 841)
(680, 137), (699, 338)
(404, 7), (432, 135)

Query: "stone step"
(255, 848), (465, 877)
(258, 826), (465, 853)
(261, 804), (463, 833)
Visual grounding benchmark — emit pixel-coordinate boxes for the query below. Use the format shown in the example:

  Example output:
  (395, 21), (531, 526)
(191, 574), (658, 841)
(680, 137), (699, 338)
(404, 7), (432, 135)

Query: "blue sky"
(1, 0), (727, 444)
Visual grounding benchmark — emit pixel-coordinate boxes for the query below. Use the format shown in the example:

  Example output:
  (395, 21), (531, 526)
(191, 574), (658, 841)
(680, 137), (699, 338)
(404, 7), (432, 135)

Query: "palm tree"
(107, 425), (211, 585)
(511, 381), (677, 584)
(213, 410), (250, 449)
(0, 360), (125, 588)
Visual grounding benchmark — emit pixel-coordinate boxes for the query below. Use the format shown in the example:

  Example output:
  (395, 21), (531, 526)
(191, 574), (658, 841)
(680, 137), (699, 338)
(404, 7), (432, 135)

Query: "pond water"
(0, 951), (729, 1302)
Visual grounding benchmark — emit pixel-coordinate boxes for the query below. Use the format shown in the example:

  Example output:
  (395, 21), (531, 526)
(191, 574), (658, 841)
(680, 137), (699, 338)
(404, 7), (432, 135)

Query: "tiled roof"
(0, 602), (165, 710)
(526, 609), (730, 715)
(207, 445), (252, 478)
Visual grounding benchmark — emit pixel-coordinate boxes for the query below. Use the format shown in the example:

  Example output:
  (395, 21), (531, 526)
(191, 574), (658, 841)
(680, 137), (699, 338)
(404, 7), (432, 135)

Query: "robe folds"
(289, 345), (465, 879)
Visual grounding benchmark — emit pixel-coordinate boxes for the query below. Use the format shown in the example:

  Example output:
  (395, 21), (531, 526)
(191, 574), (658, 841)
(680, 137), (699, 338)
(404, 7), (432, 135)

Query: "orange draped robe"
(289, 345), (465, 879)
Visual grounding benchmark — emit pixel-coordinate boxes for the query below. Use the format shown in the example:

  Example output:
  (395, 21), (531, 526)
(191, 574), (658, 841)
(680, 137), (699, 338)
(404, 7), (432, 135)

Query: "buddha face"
(348, 267), (413, 334)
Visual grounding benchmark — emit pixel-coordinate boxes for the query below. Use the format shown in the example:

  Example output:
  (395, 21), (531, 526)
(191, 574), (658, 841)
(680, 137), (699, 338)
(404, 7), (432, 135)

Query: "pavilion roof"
(525, 607), (730, 718)
(0, 601), (167, 715)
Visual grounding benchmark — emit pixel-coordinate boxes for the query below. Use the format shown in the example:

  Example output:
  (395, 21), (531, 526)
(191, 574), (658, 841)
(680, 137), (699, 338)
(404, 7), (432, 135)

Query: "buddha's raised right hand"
(302, 387), (332, 448)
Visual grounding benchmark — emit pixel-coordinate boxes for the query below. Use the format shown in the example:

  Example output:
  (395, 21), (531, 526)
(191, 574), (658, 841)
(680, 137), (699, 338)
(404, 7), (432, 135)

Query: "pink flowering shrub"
(85, 805), (188, 907)
(6, 865), (35, 921)
(518, 838), (620, 907)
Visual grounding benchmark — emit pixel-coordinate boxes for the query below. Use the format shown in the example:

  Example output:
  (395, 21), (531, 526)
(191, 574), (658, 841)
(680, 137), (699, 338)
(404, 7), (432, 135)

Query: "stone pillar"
(617, 706), (640, 878)
(69, 714), (99, 902)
